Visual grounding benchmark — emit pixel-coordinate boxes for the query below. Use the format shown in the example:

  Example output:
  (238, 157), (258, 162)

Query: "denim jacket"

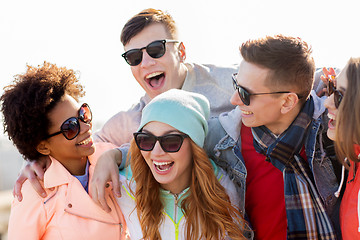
(203, 91), (342, 239)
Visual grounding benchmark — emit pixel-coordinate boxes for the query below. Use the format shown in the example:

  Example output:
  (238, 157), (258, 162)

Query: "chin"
(84, 147), (96, 157)
(327, 130), (336, 141)
(241, 120), (258, 128)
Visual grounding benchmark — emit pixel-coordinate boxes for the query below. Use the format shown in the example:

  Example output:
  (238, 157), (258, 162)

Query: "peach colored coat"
(7, 143), (127, 240)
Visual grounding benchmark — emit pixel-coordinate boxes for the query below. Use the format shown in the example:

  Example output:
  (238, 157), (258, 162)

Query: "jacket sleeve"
(7, 182), (47, 240)
(218, 168), (241, 209)
(93, 97), (147, 147)
(204, 117), (226, 160)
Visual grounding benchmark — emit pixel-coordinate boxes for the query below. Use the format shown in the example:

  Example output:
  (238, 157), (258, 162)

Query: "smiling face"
(124, 23), (187, 99)
(230, 60), (292, 135)
(39, 94), (95, 175)
(140, 121), (193, 194)
(324, 65), (348, 141)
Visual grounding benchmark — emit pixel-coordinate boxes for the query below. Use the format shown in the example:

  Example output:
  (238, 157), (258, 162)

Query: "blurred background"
(0, 0), (359, 239)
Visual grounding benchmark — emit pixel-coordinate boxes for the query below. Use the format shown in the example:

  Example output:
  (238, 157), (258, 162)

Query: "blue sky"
(1, 0), (359, 137)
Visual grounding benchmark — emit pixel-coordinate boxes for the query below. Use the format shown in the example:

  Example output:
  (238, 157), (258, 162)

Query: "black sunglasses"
(46, 103), (92, 140)
(133, 132), (189, 153)
(232, 73), (292, 106)
(327, 77), (344, 108)
(122, 39), (179, 66)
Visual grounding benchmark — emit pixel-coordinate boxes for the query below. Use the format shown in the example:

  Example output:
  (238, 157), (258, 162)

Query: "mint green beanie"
(138, 89), (210, 147)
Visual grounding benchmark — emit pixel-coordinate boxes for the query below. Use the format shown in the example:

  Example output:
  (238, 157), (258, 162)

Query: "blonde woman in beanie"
(115, 89), (246, 239)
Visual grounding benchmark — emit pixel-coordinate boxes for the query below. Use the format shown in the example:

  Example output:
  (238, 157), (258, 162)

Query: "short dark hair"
(1, 62), (85, 161)
(240, 35), (315, 103)
(121, 8), (177, 46)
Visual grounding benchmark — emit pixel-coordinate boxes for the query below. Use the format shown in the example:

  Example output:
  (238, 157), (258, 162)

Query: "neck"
(162, 183), (189, 195)
(161, 174), (190, 195)
(57, 156), (88, 176)
(176, 63), (188, 89)
(266, 104), (302, 135)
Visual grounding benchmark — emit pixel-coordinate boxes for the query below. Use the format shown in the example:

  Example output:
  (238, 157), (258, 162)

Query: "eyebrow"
(338, 86), (346, 92)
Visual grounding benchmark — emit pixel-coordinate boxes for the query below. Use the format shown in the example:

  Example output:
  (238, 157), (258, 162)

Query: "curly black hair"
(0, 62), (85, 161)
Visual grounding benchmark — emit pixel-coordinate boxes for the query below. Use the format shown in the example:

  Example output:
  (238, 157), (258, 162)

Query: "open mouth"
(76, 136), (93, 146)
(327, 114), (336, 129)
(145, 72), (165, 88)
(241, 110), (253, 115)
(153, 161), (174, 172)
(328, 118), (336, 129)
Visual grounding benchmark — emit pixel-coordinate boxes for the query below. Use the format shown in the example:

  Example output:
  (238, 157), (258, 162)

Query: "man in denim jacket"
(204, 35), (341, 240)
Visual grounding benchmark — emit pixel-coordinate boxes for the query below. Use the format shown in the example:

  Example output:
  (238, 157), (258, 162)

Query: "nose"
(79, 120), (91, 134)
(140, 50), (156, 68)
(324, 93), (335, 110)
(151, 140), (165, 155)
(230, 91), (244, 106)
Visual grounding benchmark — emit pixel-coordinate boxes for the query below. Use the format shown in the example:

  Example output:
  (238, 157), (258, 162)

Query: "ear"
(280, 93), (299, 114)
(178, 42), (186, 62)
(36, 140), (51, 156)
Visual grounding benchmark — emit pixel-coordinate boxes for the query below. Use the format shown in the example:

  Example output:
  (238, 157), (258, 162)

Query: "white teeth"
(146, 72), (163, 79)
(77, 137), (91, 145)
(153, 161), (173, 172)
(327, 113), (335, 120)
(153, 161), (172, 166)
(242, 110), (253, 115)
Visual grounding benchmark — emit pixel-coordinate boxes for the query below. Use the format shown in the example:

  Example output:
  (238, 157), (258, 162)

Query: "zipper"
(174, 193), (179, 223)
(109, 194), (124, 236)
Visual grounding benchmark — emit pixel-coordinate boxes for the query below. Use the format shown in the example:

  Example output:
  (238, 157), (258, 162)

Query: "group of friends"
(1, 8), (359, 240)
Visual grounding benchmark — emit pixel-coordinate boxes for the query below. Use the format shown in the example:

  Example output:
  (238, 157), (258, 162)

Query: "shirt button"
(105, 183), (110, 188)
(68, 203), (72, 208)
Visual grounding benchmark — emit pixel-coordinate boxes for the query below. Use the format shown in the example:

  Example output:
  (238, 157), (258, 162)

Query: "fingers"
(90, 178), (111, 213)
(13, 161), (47, 201)
(32, 162), (45, 180)
(13, 175), (26, 201)
(89, 147), (122, 212)
(28, 174), (47, 198)
(322, 67), (331, 77)
(27, 161), (47, 197)
(97, 185), (111, 213)
(111, 172), (121, 198)
(329, 67), (336, 76)
(320, 67), (329, 84)
(321, 67), (337, 80)
(320, 75), (327, 84)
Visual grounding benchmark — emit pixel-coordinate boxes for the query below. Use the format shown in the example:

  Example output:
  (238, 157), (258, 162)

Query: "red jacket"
(340, 145), (360, 239)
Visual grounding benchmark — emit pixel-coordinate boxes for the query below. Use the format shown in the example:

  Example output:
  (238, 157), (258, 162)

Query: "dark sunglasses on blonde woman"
(46, 103), (92, 140)
(122, 39), (179, 66)
(327, 76), (344, 108)
(133, 132), (189, 153)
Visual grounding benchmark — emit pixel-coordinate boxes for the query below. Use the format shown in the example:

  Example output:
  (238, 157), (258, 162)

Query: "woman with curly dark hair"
(1, 62), (127, 240)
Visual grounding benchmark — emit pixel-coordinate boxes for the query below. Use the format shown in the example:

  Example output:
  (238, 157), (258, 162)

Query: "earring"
(180, 51), (186, 61)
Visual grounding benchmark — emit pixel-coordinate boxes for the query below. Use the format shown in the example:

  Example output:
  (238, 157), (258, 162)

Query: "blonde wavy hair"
(335, 57), (360, 163)
(128, 138), (246, 240)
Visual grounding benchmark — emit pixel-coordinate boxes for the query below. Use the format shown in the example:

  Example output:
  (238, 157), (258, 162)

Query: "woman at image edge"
(323, 57), (360, 239)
